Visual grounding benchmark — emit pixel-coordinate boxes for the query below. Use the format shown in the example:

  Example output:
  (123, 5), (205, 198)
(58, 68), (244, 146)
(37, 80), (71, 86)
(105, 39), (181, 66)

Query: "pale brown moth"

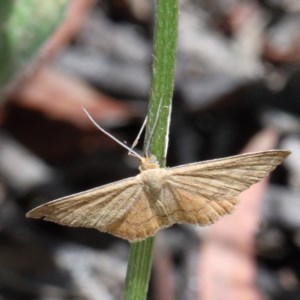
(26, 112), (290, 242)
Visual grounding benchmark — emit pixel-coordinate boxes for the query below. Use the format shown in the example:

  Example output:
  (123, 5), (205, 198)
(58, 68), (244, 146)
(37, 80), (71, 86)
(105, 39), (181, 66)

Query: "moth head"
(139, 155), (159, 171)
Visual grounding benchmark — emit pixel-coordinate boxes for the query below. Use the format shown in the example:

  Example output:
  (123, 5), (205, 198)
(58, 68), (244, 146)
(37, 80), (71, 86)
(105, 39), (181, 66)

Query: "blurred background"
(0, 0), (299, 299)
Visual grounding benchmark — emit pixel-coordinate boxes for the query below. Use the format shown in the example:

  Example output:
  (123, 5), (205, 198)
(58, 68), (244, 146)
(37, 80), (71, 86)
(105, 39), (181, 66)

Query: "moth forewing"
(169, 150), (290, 174)
(162, 150), (290, 229)
(168, 150), (290, 198)
(26, 176), (142, 228)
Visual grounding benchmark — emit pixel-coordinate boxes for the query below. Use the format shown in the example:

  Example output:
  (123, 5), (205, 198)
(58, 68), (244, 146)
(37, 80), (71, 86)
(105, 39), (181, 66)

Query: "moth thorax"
(139, 155), (159, 171)
(141, 168), (167, 197)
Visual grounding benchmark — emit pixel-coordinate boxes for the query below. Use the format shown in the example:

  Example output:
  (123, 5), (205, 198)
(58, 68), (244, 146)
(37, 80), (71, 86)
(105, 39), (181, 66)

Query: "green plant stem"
(122, 0), (178, 299)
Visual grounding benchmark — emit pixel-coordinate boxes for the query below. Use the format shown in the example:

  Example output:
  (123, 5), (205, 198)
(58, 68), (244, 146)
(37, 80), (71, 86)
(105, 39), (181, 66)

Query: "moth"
(26, 112), (290, 242)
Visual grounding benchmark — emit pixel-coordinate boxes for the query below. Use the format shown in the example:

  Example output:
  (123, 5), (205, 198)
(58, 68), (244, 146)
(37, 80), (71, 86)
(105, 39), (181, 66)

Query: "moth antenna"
(145, 97), (163, 156)
(82, 107), (143, 160)
(129, 116), (147, 155)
